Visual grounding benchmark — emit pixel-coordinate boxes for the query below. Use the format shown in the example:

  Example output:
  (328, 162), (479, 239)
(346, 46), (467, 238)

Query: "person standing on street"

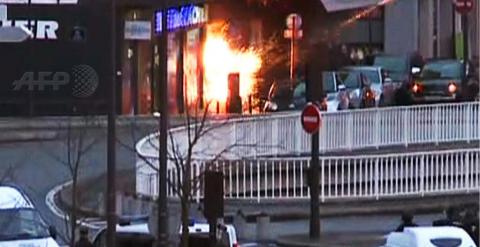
(395, 212), (418, 232)
(75, 227), (94, 247)
(433, 206), (462, 227)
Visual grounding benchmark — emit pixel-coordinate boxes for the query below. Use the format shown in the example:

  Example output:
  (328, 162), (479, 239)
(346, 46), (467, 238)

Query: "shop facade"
(0, 0), (209, 116)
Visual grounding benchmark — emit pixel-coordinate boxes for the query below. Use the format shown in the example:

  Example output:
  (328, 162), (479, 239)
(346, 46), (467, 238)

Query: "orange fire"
(202, 31), (262, 107)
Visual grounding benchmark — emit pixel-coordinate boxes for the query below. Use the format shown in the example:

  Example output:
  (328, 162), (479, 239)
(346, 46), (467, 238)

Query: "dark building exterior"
(0, 0), (112, 116)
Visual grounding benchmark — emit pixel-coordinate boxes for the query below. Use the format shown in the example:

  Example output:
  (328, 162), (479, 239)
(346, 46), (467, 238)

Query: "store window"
(121, 9), (153, 115)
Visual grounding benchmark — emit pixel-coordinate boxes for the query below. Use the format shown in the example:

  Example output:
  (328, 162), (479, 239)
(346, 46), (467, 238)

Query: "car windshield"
(0, 209), (50, 241)
(268, 82), (292, 100)
(374, 56), (407, 82)
(374, 56), (408, 74)
(293, 82), (305, 99)
(338, 69), (381, 89)
(420, 61), (463, 79)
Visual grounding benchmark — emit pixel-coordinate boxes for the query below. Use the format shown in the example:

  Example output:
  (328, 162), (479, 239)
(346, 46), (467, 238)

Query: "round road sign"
(286, 13), (302, 29)
(454, 0), (474, 14)
(301, 103), (322, 134)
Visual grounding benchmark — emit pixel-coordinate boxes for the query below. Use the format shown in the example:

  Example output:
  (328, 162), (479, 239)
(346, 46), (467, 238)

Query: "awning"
(320, 0), (384, 12)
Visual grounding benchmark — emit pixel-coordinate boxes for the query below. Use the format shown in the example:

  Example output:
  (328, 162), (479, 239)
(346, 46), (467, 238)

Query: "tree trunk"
(70, 177), (78, 247)
(180, 197), (190, 247)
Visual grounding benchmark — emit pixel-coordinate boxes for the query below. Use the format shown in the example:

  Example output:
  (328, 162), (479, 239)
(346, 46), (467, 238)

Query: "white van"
(0, 185), (60, 247)
(383, 226), (477, 247)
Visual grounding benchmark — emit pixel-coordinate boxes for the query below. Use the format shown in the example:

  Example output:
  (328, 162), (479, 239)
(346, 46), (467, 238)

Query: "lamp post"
(157, 0), (169, 246)
(106, 0), (117, 245)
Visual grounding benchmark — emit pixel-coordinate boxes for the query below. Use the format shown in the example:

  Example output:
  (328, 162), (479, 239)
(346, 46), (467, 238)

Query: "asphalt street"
(240, 213), (443, 241)
(0, 121), (157, 243)
(0, 116), (477, 244)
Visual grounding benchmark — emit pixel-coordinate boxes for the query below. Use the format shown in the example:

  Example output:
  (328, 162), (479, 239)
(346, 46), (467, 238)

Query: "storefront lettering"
(155, 4), (207, 33)
(0, 19), (58, 39)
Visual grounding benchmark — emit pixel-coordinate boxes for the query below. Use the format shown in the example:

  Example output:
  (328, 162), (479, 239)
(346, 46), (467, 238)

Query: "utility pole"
(157, 0), (169, 246)
(106, 0), (117, 245)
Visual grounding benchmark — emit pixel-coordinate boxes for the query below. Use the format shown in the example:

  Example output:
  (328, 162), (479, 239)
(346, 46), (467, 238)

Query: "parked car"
(382, 226), (476, 247)
(92, 218), (239, 247)
(178, 219), (239, 247)
(373, 54), (426, 106)
(409, 59), (465, 103)
(338, 66), (385, 108)
(263, 80), (295, 112)
(0, 185), (59, 247)
(263, 79), (327, 112)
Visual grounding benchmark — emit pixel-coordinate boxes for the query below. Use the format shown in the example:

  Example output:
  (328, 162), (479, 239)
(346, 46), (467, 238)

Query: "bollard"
(256, 212), (271, 241)
(248, 95), (253, 114)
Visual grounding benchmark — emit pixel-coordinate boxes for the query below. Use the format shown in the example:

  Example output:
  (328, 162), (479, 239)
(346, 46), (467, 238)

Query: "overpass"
(135, 102), (480, 201)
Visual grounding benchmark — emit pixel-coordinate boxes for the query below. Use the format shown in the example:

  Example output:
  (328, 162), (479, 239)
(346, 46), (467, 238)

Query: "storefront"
(120, 4), (207, 115)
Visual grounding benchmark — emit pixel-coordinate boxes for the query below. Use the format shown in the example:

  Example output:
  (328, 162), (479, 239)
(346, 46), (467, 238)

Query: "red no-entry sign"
(454, 0), (475, 14)
(301, 103), (322, 134)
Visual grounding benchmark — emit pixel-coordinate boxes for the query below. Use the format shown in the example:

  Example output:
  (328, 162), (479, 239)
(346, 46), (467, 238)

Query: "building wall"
(438, 0), (453, 58)
(418, 0), (435, 58)
(384, 0), (418, 55)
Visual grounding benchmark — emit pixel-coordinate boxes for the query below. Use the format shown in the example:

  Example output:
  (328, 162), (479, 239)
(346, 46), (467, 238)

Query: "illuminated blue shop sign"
(155, 4), (207, 33)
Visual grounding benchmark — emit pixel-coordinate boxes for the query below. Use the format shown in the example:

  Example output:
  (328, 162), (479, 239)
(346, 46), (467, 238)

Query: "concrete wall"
(418, 0), (434, 58)
(384, 0), (418, 55)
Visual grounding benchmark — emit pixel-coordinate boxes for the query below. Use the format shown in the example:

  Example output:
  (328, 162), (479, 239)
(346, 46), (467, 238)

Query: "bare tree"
(45, 116), (100, 247)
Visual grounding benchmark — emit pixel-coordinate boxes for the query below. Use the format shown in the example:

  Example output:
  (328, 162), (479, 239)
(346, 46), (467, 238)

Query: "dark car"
(373, 54), (426, 106)
(263, 80), (296, 112)
(410, 59), (465, 103)
(263, 79), (328, 112)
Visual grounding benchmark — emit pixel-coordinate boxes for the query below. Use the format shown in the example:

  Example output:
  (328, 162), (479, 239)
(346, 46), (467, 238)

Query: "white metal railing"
(136, 148), (480, 202)
(136, 102), (479, 161)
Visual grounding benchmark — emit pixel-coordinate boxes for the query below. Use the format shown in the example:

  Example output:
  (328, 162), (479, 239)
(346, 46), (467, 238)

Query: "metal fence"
(136, 102), (480, 161)
(136, 148), (480, 202)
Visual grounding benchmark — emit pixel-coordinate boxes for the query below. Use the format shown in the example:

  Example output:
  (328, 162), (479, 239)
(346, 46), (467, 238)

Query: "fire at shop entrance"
(167, 22), (262, 115)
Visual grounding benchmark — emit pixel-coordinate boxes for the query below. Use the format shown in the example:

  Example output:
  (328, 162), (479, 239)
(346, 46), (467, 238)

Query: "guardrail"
(137, 148), (480, 202)
(136, 102), (480, 160)
(136, 102), (480, 198)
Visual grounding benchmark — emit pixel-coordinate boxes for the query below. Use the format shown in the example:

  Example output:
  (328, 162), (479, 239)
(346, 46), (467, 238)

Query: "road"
(240, 213), (443, 241)
(0, 120), (157, 243)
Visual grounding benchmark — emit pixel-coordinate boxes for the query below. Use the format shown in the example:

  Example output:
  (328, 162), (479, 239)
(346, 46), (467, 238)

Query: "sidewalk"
(276, 233), (386, 247)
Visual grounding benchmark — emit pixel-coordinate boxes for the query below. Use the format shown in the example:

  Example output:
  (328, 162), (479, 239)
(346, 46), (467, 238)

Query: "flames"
(202, 28), (262, 107)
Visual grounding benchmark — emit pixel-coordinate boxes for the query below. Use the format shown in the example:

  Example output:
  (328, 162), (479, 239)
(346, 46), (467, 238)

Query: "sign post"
(301, 103), (322, 239)
(285, 13), (303, 86)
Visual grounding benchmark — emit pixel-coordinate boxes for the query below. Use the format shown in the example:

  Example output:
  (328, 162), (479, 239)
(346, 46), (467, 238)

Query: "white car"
(0, 185), (60, 247)
(382, 226), (476, 247)
(92, 223), (154, 247)
(92, 218), (239, 247)
(178, 220), (239, 247)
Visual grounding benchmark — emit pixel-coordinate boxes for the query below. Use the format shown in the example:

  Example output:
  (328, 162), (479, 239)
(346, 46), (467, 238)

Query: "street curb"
(45, 180), (102, 230)
(275, 233), (387, 247)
